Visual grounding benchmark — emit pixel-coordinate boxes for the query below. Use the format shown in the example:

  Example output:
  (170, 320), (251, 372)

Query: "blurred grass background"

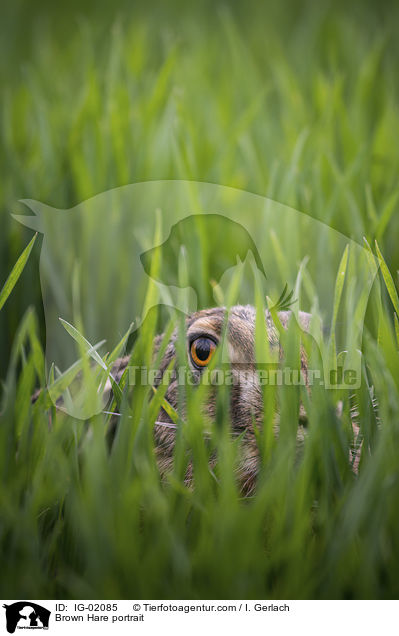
(1, 0), (399, 599)
(2, 0), (399, 373)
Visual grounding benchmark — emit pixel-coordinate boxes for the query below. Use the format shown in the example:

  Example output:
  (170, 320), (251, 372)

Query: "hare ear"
(11, 199), (54, 234)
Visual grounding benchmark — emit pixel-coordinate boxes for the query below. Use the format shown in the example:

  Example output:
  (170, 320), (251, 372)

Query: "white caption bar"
(1, 599), (397, 636)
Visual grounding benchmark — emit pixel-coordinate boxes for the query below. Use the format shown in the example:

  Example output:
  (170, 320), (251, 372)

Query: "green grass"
(1, 0), (399, 599)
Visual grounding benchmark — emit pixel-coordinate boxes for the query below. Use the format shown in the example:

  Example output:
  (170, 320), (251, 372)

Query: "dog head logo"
(13, 181), (377, 417)
(2, 602), (50, 633)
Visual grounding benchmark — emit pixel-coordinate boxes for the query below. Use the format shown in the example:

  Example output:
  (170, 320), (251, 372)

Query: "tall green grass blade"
(0, 233), (37, 311)
(375, 240), (399, 316)
(59, 318), (107, 370)
(59, 318), (124, 407)
(328, 244), (349, 370)
(395, 314), (399, 349)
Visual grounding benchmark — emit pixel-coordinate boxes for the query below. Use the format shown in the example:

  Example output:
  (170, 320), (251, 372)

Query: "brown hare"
(105, 305), (314, 494)
(34, 305), (359, 494)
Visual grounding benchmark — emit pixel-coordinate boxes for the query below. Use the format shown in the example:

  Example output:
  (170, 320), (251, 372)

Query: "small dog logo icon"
(2, 602), (51, 633)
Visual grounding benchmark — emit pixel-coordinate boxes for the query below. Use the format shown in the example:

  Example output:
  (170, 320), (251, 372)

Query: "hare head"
(121, 305), (312, 494)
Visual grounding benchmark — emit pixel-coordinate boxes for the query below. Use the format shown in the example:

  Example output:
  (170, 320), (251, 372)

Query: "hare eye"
(190, 337), (216, 368)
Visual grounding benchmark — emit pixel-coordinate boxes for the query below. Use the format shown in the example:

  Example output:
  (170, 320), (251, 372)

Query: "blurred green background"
(1, 0), (399, 375)
(2, 0), (399, 600)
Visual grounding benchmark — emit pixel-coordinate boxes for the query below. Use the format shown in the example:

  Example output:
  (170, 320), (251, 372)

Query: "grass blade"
(0, 233), (37, 311)
(375, 240), (399, 316)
